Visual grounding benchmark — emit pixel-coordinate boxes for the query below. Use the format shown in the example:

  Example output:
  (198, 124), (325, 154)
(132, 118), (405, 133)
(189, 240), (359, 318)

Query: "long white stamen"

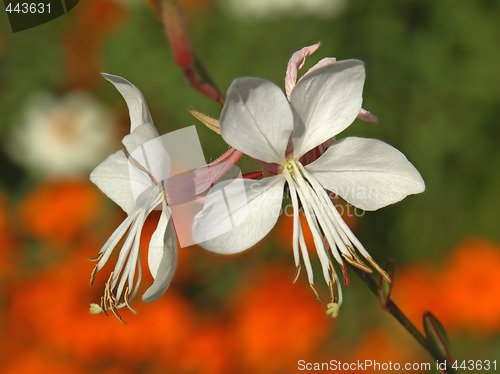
(333, 270), (343, 306)
(116, 194), (162, 301)
(291, 162), (347, 265)
(287, 167), (331, 285)
(284, 169), (314, 283)
(298, 164), (354, 259)
(293, 162), (350, 263)
(110, 214), (144, 288)
(96, 211), (140, 270)
(123, 216), (146, 300)
(281, 157), (384, 311)
(115, 211), (146, 301)
(283, 169), (300, 267)
(297, 224), (314, 285)
(300, 164), (385, 279)
(132, 254), (143, 300)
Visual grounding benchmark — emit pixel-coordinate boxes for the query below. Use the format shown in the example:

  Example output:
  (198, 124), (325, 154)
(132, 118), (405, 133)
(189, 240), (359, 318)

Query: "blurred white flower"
(6, 92), (117, 177)
(219, 0), (347, 19)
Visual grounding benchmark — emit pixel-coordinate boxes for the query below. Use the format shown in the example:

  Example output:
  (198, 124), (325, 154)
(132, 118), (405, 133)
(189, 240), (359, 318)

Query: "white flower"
(194, 58), (425, 312)
(6, 91), (117, 177)
(89, 74), (177, 322)
(220, 0), (347, 19)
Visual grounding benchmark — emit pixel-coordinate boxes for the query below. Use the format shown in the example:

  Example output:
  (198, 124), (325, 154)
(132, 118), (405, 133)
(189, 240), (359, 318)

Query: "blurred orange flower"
(391, 263), (439, 327)
(351, 329), (402, 362)
(4, 350), (84, 374)
(347, 328), (426, 373)
(275, 214), (314, 252)
(0, 192), (17, 275)
(228, 266), (331, 373)
(177, 322), (234, 374)
(393, 238), (500, 336)
(439, 239), (500, 334)
(18, 180), (103, 245)
(4, 241), (198, 373)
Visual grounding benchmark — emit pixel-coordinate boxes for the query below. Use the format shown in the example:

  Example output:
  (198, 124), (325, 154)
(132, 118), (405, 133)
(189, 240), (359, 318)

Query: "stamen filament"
(298, 164), (389, 281)
(293, 264), (302, 284)
(283, 169), (314, 284)
(292, 162), (349, 265)
(286, 167), (331, 285)
(297, 163), (354, 260)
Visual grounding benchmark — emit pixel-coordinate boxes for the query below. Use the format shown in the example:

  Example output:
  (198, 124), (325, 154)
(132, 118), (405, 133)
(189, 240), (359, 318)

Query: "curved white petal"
(102, 73), (153, 132)
(193, 176), (285, 254)
(305, 137), (425, 211)
(90, 150), (137, 214)
(122, 123), (160, 155)
(290, 60), (365, 157)
(221, 78), (293, 164)
(299, 57), (337, 81)
(142, 205), (178, 302)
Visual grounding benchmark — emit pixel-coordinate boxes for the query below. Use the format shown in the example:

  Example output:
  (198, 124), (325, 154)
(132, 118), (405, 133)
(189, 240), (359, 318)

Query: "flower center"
(284, 158), (297, 176)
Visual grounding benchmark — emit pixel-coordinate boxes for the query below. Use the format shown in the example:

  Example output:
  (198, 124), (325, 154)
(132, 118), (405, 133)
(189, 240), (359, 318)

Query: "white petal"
(290, 60), (365, 157)
(193, 176), (285, 254)
(122, 123), (160, 155)
(221, 78), (293, 164)
(299, 57), (337, 81)
(147, 204), (173, 278)
(102, 73), (153, 132)
(90, 150), (137, 214)
(306, 137), (425, 211)
(142, 205), (178, 302)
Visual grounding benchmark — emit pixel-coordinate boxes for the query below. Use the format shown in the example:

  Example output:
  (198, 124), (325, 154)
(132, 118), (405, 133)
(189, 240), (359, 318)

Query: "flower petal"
(142, 204), (178, 302)
(299, 57), (337, 81)
(102, 73), (153, 132)
(357, 108), (378, 123)
(285, 43), (321, 99)
(221, 78), (293, 164)
(290, 60), (365, 157)
(193, 176), (285, 254)
(90, 150), (136, 214)
(122, 123), (160, 155)
(305, 137), (425, 211)
(299, 59), (378, 124)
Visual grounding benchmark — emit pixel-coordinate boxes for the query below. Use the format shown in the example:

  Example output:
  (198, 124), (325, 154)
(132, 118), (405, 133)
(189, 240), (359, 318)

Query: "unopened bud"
(423, 311), (453, 362)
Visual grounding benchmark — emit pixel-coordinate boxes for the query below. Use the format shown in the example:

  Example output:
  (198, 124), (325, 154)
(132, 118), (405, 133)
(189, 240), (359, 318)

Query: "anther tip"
(326, 302), (340, 318)
(89, 303), (103, 315)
